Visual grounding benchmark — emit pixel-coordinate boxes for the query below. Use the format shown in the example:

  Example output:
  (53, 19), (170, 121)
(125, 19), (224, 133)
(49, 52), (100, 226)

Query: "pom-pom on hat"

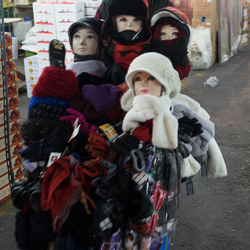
(32, 66), (78, 100)
(121, 52), (181, 111)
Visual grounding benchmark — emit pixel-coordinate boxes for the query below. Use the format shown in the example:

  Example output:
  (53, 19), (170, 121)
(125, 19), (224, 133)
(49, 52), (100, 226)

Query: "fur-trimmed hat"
(121, 52), (181, 111)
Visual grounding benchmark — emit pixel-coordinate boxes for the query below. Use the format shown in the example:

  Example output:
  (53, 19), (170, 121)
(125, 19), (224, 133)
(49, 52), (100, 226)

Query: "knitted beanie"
(32, 66), (78, 100)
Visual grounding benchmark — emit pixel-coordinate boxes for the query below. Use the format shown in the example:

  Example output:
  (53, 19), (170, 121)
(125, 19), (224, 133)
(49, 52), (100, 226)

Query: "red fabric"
(32, 66), (78, 100)
(174, 63), (191, 80)
(130, 183), (167, 235)
(41, 156), (82, 232)
(132, 120), (153, 142)
(114, 42), (146, 71)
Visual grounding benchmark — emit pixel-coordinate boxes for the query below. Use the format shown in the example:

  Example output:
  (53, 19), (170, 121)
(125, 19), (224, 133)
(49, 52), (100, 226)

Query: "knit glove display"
(85, 131), (118, 162)
(59, 108), (98, 135)
(177, 116), (203, 158)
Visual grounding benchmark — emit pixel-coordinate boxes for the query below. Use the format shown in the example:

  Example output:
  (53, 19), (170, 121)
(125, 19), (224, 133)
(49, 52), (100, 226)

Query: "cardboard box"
(192, 18), (217, 43)
(24, 55), (39, 67)
(33, 2), (55, 14)
(54, 2), (85, 14)
(35, 23), (57, 34)
(193, 0), (218, 20)
(211, 40), (217, 64)
(34, 13), (56, 25)
(0, 95), (19, 111)
(36, 32), (56, 43)
(0, 106), (20, 125)
(0, 162), (8, 177)
(0, 184), (11, 203)
(55, 12), (85, 25)
(37, 42), (50, 52)
(38, 60), (50, 74)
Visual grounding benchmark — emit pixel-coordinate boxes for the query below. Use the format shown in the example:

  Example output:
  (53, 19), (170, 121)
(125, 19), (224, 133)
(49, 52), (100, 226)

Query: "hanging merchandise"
(0, 9), (23, 203)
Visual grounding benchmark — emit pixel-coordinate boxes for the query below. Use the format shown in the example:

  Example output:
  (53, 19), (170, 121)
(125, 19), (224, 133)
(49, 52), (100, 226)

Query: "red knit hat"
(32, 67), (78, 100)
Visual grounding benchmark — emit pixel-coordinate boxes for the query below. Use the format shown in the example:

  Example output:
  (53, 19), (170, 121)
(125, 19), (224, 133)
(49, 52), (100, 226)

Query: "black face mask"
(153, 36), (189, 66)
(118, 29), (142, 45)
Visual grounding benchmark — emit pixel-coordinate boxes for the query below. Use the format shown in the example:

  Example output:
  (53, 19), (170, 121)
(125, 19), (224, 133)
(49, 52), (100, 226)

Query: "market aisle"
(0, 42), (250, 249)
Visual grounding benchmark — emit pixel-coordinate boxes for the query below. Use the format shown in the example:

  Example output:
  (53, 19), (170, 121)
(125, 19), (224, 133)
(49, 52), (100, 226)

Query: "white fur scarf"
(122, 94), (178, 149)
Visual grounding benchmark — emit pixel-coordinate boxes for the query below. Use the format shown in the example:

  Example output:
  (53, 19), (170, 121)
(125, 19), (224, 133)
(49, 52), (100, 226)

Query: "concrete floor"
(1, 42), (250, 249)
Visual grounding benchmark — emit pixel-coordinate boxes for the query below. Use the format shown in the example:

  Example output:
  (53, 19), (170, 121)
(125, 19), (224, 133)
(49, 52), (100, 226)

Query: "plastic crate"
(4, 7), (15, 18)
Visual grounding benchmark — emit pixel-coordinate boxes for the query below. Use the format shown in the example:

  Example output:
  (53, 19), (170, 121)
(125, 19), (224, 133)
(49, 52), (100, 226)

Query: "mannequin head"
(116, 15), (142, 33)
(68, 18), (103, 60)
(133, 71), (162, 97)
(72, 26), (98, 56)
(159, 24), (179, 40)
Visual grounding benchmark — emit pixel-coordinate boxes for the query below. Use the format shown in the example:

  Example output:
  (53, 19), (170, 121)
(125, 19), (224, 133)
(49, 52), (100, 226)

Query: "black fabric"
(49, 39), (66, 69)
(73, 54), (99, 63)
(102, 18), (151, 46)
(151, 36), (189, 66)
(11, 179), (30, 209)
(15, 212), (32, 250)
(108, 0), (148, 20)
(77, 71), (111, 91)
(20, 119), (59, 144)
(100, 0), (174, 20)
(55, 201), (101, 249)
(28, 103), (67, 120)
(29, 211), (57, 243)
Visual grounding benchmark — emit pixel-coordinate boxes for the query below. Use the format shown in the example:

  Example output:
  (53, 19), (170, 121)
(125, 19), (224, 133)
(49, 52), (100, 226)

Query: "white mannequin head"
(72, 26), (98, 56)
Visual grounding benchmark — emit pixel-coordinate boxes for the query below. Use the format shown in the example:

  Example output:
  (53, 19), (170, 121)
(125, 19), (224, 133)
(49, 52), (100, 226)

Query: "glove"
(85, 131), (118, 162)
(110, 133), (145, 172)
(59, 108), (98, 134)
(178, 116), (203, 138)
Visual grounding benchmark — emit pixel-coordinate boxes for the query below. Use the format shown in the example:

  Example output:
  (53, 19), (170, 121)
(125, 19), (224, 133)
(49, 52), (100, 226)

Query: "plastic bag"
(204, 76), (218, 87)
(188, 26), (212, 70)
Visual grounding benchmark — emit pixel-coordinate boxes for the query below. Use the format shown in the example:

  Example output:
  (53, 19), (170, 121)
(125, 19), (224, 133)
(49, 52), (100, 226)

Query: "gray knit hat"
(121, 52), (181, 111)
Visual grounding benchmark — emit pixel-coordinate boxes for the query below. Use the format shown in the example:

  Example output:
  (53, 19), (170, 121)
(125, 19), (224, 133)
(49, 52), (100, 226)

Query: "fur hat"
(121, 52), (181, 111)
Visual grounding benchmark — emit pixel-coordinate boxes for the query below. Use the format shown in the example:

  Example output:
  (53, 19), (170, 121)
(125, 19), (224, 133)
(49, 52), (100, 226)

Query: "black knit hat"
(68, 17), (103, 49)
(108, 0), (148, 20)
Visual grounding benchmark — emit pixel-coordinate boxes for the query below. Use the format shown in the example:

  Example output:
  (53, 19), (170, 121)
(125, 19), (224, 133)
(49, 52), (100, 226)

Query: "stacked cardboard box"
(24, 55), (39, 98)
(0, 33), (23, 204)
(33, 2), (85, 76)
(191, 0), (218, 64)
(172, 0), (194, 24)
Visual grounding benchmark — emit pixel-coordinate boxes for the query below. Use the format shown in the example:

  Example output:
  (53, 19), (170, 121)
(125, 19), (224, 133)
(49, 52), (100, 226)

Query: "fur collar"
(122, 94), (178, 149)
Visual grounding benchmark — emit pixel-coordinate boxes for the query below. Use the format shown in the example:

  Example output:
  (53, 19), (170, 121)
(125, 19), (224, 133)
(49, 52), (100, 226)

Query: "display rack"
(0, 0), (15, 186)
